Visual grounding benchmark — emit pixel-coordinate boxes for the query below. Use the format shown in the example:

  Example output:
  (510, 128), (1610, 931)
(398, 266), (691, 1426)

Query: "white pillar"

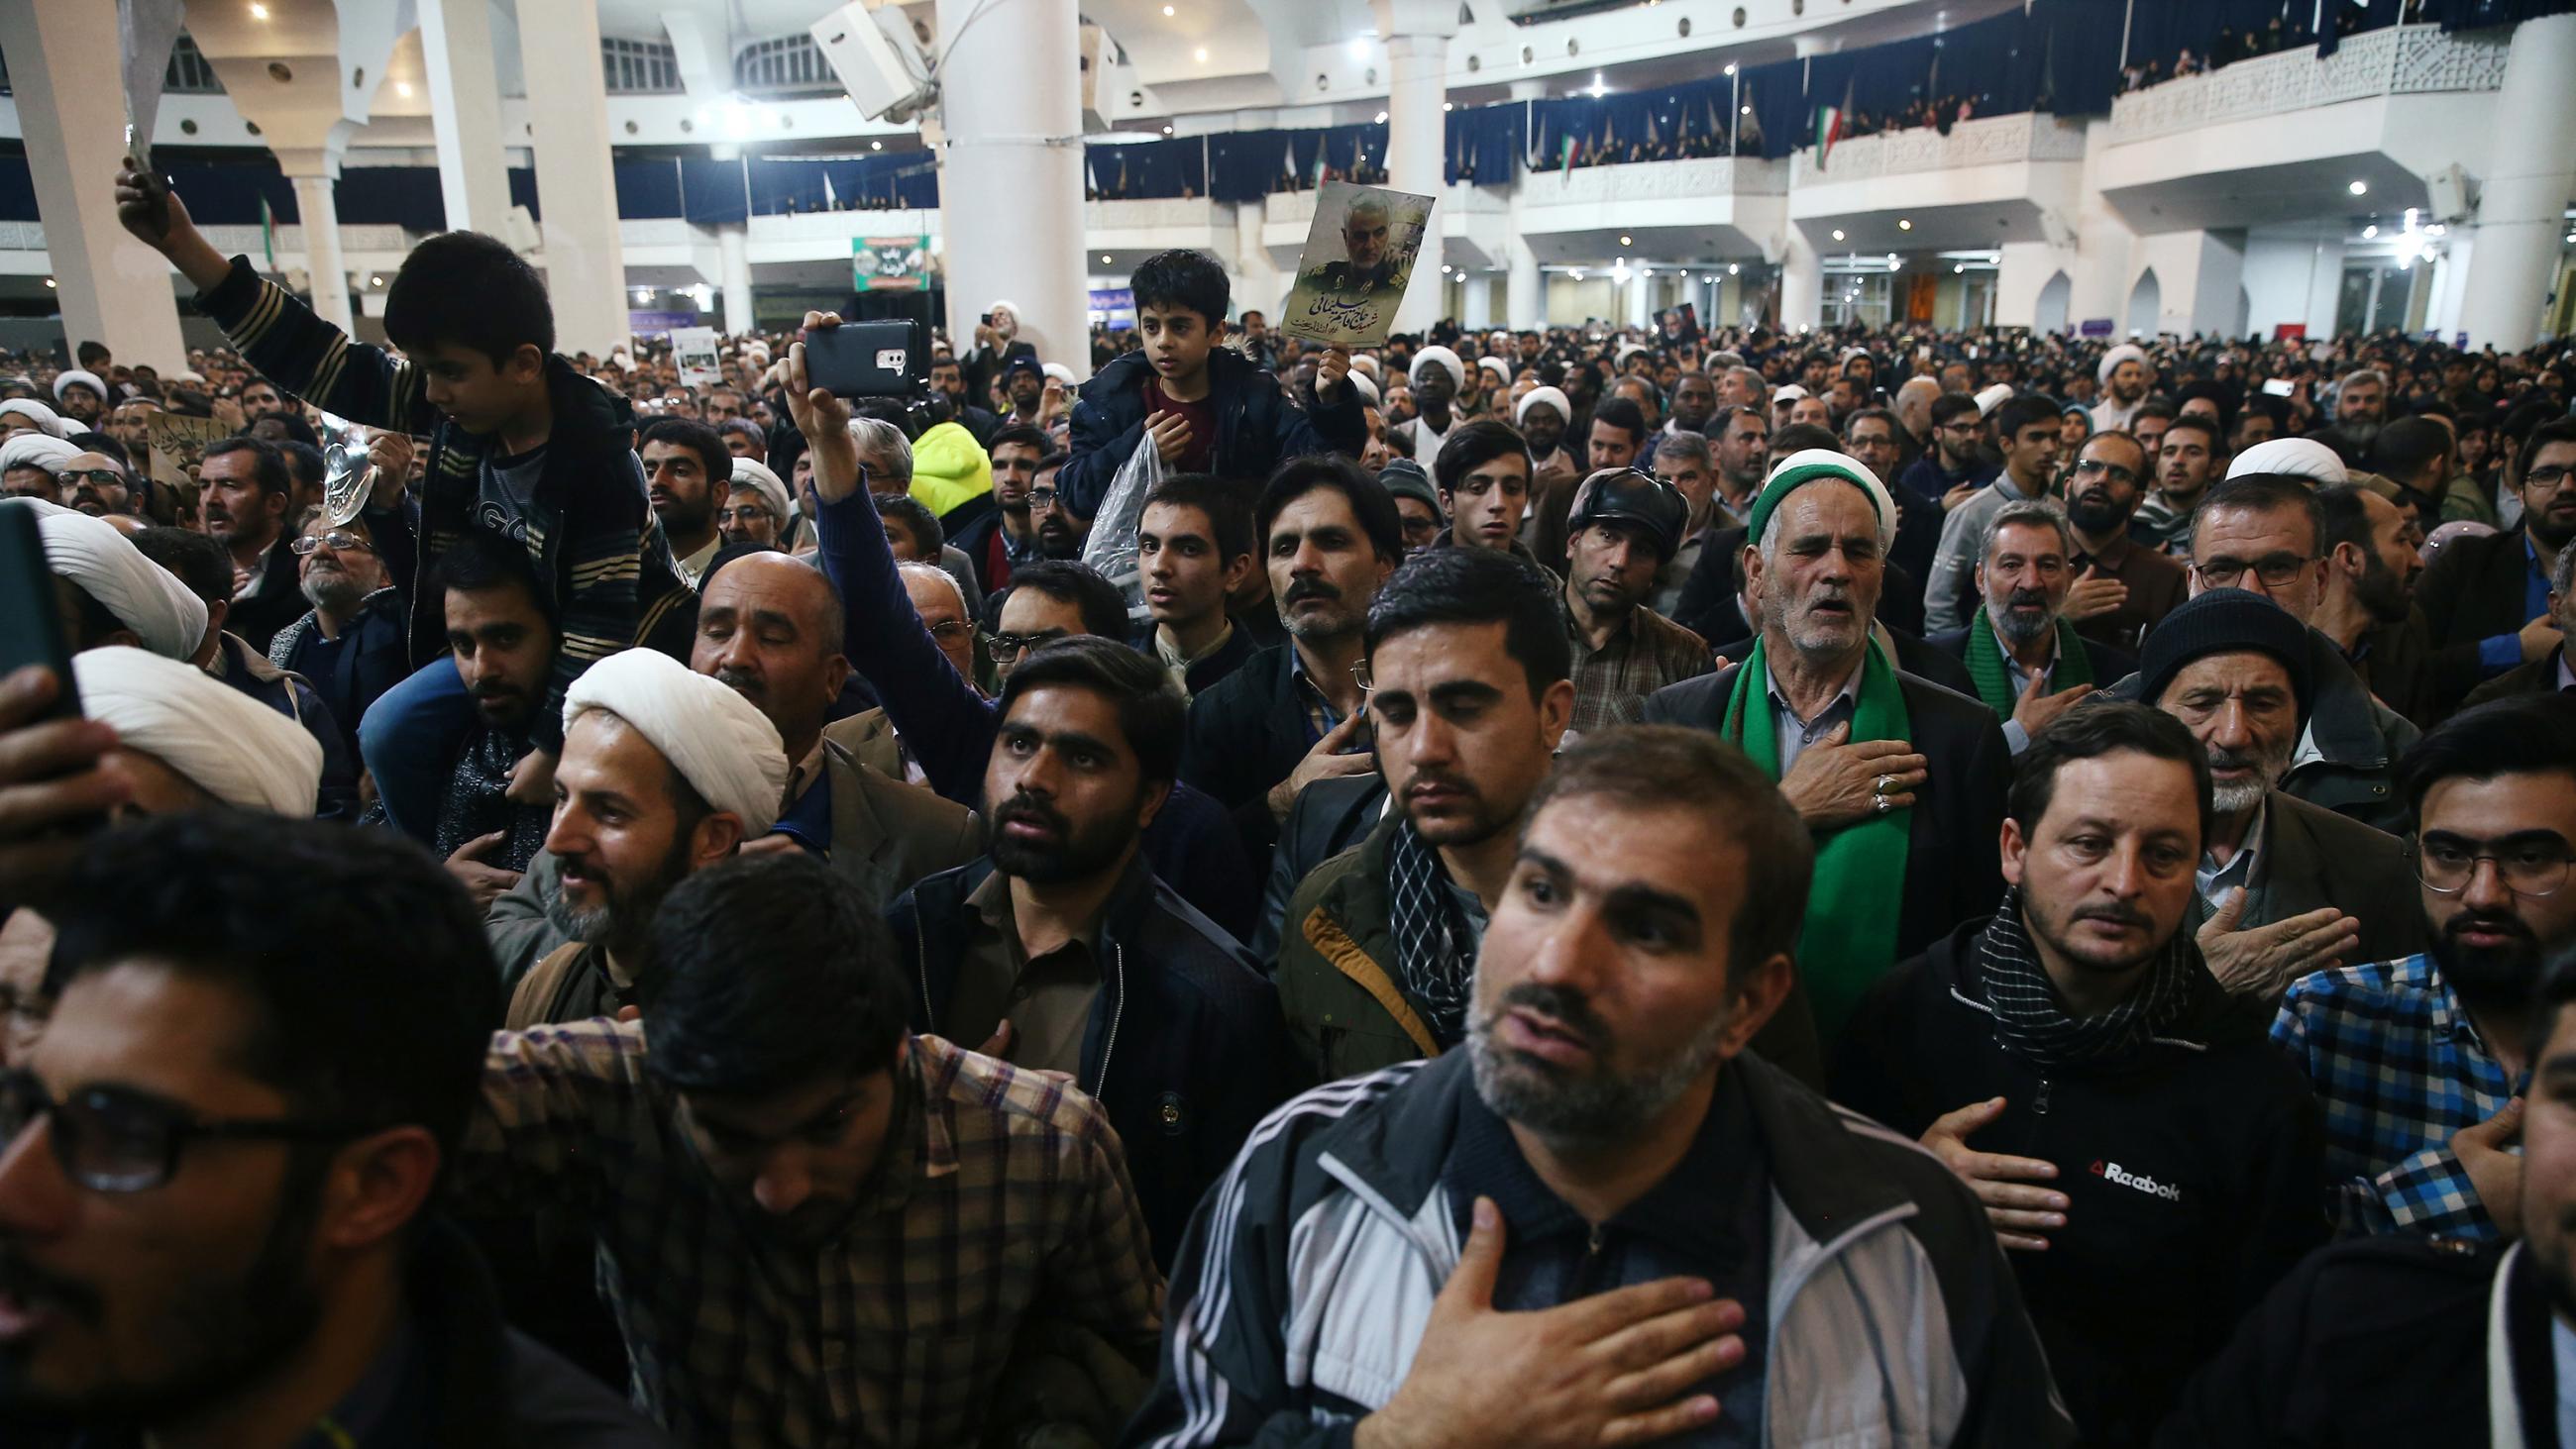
(1780, 229), (1822, 332)
(1234, 200), (1287, 322)
(2428, 230), (2474, 344)
(1626, 270), (1655, 329)
(417, 0), (513, 235)
(717, 224), (754, 334)
(1461, 273), (1492, 330)
(0, 0), (186, 366)
(2457, 15), (2576, 351)
(2069, 119), (2134, 336)
(517, 0), (631, 359)
(1373, 0), (1457, 339)
(937, 0), (1086, 377)
(285, 168), (354, 338)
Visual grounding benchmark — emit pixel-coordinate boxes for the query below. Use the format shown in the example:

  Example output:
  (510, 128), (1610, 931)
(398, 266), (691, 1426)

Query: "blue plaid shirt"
(2271, 953), (2524, 1240)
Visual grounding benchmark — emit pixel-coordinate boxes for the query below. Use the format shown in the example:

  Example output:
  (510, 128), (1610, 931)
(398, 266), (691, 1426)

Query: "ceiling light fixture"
(43, 277), (55, 289)
(1728, 262), (1740, 275)
(1897, 219), (1912, 231)
(1724, 62), (1738, 75)
(1101, 254), (1113, 263)
(1619, 235), (1633, 246)
(395, 81), (413, 98)
(2362, 223), (2377, 238)
(249, 1), (268, 17)
(370, 274), (383, 286)
(1194, 47), (1208, 61)
(2348, 179), (2368, 195)
(871, 139), (883, 151)
(1374, 109), (1388, 123)
(1348, 37), (1369, 61)
(1831, 229), (1845, 241)
(1162, 3), (1174, 13)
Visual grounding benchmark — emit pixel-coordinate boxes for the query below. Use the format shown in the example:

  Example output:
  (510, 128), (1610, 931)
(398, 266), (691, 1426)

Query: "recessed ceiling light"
(1724, 62), (1737, 75)
(1162, 3), (1174, 12)
(1897, 219), (1912, 231)
(1348, 37), (1369, 61)
(43, 277), (55, 289)
(1101, 254), (1113, 263)
(1194, 47), (1207, 61)
(1728, 262), (1739, 275)
(2348, 179), (2368, 195)
(1374, 110), (1388, 123)
(2362, 223), (2377, 238)
(871, 140), (883, 151)
(1161, 124), (1174, 134)
(1741, 104), (1752, 115)
(395, 81), (413, 98)
(1619, 235), (1632, 246)
(1831, 229), (1846, 241)
(249, 1), (268, 17)
(371, 274), (384, 286)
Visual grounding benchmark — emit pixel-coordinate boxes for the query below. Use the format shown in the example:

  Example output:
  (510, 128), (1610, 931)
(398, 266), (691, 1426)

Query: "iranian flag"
(259, 193), (276, 269)
(1812, 76), (1854, 169)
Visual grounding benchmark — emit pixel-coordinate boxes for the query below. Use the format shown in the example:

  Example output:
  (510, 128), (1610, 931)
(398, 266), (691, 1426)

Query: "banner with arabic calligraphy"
(1278, 181), (1435, 349)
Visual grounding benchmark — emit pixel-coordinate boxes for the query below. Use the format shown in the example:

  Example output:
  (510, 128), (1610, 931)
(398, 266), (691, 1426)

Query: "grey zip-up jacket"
(1121, 1050), (2073, 1448)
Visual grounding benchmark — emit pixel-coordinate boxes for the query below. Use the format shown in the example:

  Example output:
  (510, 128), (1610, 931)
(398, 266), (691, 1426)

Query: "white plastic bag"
(1082, 428), (1164, 627)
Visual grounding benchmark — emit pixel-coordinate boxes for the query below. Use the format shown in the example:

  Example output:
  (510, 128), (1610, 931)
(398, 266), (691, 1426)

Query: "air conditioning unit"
(809, 1), (939, 125)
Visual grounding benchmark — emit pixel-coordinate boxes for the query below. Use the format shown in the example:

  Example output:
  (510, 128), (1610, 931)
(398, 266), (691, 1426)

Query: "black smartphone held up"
(805, 320), (928, 399)
(0, 500), (80, 723)
(980, 312), (995, 326)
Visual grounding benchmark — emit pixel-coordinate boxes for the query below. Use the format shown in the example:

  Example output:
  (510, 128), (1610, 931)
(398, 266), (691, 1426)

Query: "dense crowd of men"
(2, 155), (2576, 1446)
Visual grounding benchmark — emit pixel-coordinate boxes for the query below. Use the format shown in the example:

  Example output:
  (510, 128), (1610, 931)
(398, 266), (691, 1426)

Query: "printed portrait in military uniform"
(1280, 181), (1435, 349)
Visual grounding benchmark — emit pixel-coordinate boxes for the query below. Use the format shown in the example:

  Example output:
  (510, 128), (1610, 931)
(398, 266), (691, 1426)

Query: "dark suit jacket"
(2420, 526), (2540, 653)
(2462, 651), (2562, 709)
(1251, 772), (1387, 963)
(1179, 645), (1338, 867)
(1922, 624), (2138, 704)
(1642, 662), (2011, 971)
(226, 534), (310, 655)
(2185, 788), (2423, 981)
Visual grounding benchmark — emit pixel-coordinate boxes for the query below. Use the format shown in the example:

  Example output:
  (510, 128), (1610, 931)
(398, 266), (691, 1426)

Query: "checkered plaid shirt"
(2271, 953), (2524, 1240)
(1562, 599), (1716, 734)
(452, 1021), (1165, 1446)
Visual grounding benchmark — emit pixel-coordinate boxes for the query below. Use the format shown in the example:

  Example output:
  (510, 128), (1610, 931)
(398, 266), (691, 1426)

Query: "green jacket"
(1276, 817), (1825, 1088)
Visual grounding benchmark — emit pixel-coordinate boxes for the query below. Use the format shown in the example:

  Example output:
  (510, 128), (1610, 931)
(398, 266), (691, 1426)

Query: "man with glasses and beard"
(1125, 728), (2070, 1448)
(2060, 431), (2188, 653)
(2275, 693), (2576, 1239)
(2421, 416), (2576, 698)
(268, 507), (409, 761)
(890, 637), (1284, 1265)
(502, 648), (787, 1027)
(1836, 702), (2324, 1449)
(0, 813), (661, 1446)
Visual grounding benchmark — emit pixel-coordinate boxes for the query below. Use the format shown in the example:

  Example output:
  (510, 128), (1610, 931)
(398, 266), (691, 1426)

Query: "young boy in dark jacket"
(113, 158), (686, 841)
(1057, 248), (1361, 517)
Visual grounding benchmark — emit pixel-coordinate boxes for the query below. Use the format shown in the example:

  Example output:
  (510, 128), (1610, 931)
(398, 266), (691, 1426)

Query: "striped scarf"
(1977, 886), (2192, 1069)
(1386, 818), (1476, 1048)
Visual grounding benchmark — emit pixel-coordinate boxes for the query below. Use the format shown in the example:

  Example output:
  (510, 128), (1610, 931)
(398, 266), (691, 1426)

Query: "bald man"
(484, 553), (981, 983)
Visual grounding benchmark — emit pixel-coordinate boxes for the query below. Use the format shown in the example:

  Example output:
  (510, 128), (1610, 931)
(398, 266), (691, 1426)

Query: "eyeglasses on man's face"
(289, 530), (374, 557)
(986, 628), (1071, 662)
(0, 1069), (373, 1194)
(2192, 552), (2311, 589)
(2415, 833), (2576, 899)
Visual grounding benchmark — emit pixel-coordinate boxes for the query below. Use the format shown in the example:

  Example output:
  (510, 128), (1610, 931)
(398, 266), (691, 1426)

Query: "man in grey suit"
(486, 554), (981, 982)
(2133, 589), (2420, 1002)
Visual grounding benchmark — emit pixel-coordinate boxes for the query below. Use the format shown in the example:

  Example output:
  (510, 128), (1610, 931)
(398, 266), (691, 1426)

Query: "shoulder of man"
(919, 1031), (1127, 1149)
(1642, 663), (1739, 728)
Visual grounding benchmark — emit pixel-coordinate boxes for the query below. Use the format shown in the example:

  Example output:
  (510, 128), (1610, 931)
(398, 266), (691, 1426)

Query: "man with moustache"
(2060, 431), (2189, 652)
(1836, 703), (2325, 1449)
(2275, 694), (2576, 1239)
(1126, 728), (2069, 1447)
(2311, 481), (2446, 724)
(499, 648), (786, 1027)
(1926, 394), (2063, 635)
(2092, 344), (2153, 434)
(640, 419), (727, 588)
(1925, 500), (2134, 755)
(1559, 470), (1710, 733)
(1649, 430), (1723, 616)
(2421, 417), (2576, 694)
(2130, 414), (2225, 558)
(950, 424), (1050, 593)
(195, 436), (303, 653)
(890, 637), (1285, 1265)
(267, 507), (409, 760)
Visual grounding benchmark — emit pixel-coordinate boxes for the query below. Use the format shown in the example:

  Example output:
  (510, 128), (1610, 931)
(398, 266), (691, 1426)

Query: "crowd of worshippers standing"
(0, 160), (2570, 1447)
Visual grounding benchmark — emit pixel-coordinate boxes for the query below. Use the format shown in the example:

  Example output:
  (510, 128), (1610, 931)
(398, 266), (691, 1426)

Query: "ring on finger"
(1875, 794), (1893, 815)
(1874, 773), (1894, 796)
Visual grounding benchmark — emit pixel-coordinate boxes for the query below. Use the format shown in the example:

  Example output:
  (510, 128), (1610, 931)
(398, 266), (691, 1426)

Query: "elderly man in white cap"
(0, 399), (68, 441)
(719, 456), (792, 551)
(1515, 383), (1579, 490)
(22, 499), (209, 661)
(1397, 345), (1464, 463)
(504, 647), (790, 1027)
(70, 646), (323, 817)
(51, 368), (108, 428)
(2092, 343), (2153, 433)
(0, 433), (79, 502)
(1644, 449), (2010, 1040)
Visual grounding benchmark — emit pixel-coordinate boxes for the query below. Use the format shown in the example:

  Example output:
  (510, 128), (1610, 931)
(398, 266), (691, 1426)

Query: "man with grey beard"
(2137, 589), (2419, 1001)
(1122, 726), (2072, 1448)
(1926, 499), (2135, 756)
(268, 506), (410, 759)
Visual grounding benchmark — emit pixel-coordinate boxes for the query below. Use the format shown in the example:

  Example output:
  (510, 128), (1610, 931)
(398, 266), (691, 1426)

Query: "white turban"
(1516, 386), (1572, 428)
(2228, 436), (2348, 487)
(1041, 362), (1075, 385)
(2096, 344), (2148, 384)
(26, 500), (208, 660)
(1758, 448), (1897, 550)
(1477, 356), (1511, 381)
(1409, 346), (1464, 390)
(563, 648), (789, 836)
(52, 369), (105, 405)
(0, 400), (67, 439)
(1614, 342), (1650, 367)
(729, 458), (792, 525)
(1349, 355), (1381, 380)
(1346, 371), (1381, 406)
(0, 433), (79, 478)
(72, 646), (321, 815)
(1773, 383), (1810, 403)
(1974, 382), (2015, 418)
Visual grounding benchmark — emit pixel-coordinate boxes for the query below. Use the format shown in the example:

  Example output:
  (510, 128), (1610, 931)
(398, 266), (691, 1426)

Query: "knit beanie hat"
(2135, 589), (2314, 724)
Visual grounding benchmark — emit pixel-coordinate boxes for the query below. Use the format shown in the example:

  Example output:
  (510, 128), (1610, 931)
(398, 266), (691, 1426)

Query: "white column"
(285, 168), (354, 337)
(717, 224), (754, 334)
(1626, 270), (1655, 329)
(1373, 0), (1457, 339)
(517, 0), (631, 359)
(2457, 15), (2576, 351)
(1780, 228), (1822, 332)
(417, 0), (513, 235)
(2069, 119), (2134, 336)
(0, 0), (186, 366)
(2428, 230), (2474, 344)
(1234, 200), (1287, 322)
(937, 0), (1086, 377)
(1460, 273), (1492, 330)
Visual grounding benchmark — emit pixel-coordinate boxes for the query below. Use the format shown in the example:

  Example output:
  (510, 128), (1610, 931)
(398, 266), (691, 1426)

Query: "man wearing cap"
(718, 456), (791, 551)
(1379, 459), (1444, 556)
(2136, 589), (2420, 999)
(1646, 451), (2010, 1041)
(1560, 468), (1712, 733)
(504, 647), (790, 1026)
(2421, 417), (2576, 701)
(2092, 345), (2153, 434)
(998, 352), (1051, 433)
(1927, 499), (2135, 755)
(1395, 347), (1463, 464)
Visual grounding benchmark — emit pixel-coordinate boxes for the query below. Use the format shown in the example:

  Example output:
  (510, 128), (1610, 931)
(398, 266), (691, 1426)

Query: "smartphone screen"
(0, 501), (80, 724)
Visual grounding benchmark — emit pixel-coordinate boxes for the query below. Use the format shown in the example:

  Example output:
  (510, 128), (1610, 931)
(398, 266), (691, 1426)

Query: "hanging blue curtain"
(1206, 129), (1293, 202)
(613, 160), (684, 219)
(1738, 56), (1806, 159)
(2036, 0), (2125, 115)
(334, 166), (447, 232)
(827, 153), (938, 209)
(157, 159), (297, 226)
(679, 157), (749, 225)
(746, 157), (827, 214)
(1083, 137), (1206, 198)
(0, 155), (35, 222)
(1445, 99), (1523, 183)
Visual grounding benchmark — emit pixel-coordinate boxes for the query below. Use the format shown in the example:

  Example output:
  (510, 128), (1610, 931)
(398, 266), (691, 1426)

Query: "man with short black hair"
(1837, 702), (2324, 1449)
(929, 351), (1001, 446)
(196, 435), (302, 652)
(2421, 415), (2576, 694)
(1585, 395), (1649, 473)
(1897, 391), (1997, 504)
(951, 422), (1050, 593)
(1926, 393), (2062, 634)
(459, 850), (1166, 1445)
(1649, 428), (1721, 615)
(431, 532), (563, 913)
(1134, 472), (1259, 699)
(891, 636), (1284, 1264)
(640, 417), (729, 587)
(1129, 726), (2069, 1447)
(0, 814), (662, 1446)
(1431, 418), (1536, 561)
(2130, 412), (2226, 557)
(2062, 430), (2190, 651)
(2275, 693), (2576, 1240)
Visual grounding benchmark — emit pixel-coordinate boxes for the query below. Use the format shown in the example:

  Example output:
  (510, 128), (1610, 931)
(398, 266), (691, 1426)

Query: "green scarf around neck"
(1964, 610), (2094, 720)
(1721, 635), (1913, 1040)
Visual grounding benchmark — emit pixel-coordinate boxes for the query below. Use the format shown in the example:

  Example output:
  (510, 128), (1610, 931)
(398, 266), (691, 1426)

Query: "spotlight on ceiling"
(2348, 179), (2368, 195)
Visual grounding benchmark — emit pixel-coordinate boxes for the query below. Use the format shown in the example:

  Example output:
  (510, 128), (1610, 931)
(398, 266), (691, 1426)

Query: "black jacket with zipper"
(887, 855), (1294, 1269)
(1832, 916), (2328, 1449)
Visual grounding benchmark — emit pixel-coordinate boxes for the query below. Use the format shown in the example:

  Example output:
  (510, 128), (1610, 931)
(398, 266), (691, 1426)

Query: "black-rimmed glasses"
(0, 1069), (375, 1193)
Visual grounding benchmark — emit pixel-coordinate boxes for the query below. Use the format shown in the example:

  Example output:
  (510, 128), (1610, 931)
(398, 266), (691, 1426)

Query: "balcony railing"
(1790, 113), (2084, 188)
(2106, 24), (2510, 145)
